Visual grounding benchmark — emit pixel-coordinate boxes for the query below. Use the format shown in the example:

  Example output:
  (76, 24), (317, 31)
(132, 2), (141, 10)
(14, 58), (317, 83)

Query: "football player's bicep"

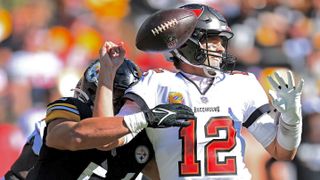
(46, 119), (78, 150)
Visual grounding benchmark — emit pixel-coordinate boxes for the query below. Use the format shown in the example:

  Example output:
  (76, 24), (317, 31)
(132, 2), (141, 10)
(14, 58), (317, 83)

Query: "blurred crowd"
(0, 0), (319, 179)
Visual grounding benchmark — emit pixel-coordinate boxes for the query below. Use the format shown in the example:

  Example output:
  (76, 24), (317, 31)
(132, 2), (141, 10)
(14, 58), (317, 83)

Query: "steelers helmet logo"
(135, 145), (149, 164)
(86, 62), (100, 83)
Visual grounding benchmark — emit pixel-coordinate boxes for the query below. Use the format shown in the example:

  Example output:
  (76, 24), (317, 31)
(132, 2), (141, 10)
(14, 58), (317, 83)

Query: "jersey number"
(179, 117), (237, 176)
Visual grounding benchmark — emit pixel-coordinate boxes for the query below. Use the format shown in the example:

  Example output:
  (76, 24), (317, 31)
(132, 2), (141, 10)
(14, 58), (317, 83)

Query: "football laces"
(151, 19), (178, 36)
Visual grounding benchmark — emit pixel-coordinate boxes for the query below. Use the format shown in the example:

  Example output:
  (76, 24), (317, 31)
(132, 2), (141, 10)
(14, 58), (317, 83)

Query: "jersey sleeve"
(44, 97), (82, 124)
(241, 73), (270, 124)
(248, 113), (277, 148)
(123, 69), (163, 109)
(241, 73), (277, 147)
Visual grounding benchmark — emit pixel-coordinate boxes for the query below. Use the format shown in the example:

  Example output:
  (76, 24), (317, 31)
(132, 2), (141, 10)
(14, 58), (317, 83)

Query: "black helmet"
(171, 4), (236, 76)
(74, 59), (142, 114)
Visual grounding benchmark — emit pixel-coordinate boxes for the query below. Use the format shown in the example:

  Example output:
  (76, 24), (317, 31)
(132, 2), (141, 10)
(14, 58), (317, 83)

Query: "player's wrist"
(123, 112), (148, 134)
(277, 118), (302, 150)
(122, 133), (137, 144)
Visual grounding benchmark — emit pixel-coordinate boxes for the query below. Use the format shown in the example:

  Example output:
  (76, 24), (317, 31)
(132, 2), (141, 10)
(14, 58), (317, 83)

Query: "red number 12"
(179, 117), (237, 176)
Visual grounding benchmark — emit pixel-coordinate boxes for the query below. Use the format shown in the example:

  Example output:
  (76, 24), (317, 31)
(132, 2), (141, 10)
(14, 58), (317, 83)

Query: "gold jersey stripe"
(45, 110), (81, 123)
(47, 103), (78, 113)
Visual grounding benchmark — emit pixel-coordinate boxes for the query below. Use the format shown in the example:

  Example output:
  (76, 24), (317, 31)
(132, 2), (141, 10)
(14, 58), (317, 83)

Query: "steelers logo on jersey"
(168, 92), (184, 104)
(135, 145), (150, 164)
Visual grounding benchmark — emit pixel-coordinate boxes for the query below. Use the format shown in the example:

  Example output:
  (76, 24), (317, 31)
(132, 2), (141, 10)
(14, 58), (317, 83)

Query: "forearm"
(93, 67), (116, 117)
(266, 138), (298, 160)
(46, 117), (131, 150)
(96, 137), (126, 151)
(72, 117), (129, 145)
(266, 114), (302, 160)
(94, 40), (125, 117)
(277, 115), (302, 148)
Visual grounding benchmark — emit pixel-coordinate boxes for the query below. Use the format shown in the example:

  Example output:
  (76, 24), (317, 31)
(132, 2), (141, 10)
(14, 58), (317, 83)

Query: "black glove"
(144, 103), (196, 128)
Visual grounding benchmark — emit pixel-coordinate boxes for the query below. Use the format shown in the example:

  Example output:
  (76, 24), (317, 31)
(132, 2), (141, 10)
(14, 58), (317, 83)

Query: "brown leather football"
(136, 8), (197, 52)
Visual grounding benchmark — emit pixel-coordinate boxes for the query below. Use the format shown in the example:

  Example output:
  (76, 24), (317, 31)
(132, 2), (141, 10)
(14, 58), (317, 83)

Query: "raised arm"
(265, 70), (304, 160)
(93, 41), (125, 117)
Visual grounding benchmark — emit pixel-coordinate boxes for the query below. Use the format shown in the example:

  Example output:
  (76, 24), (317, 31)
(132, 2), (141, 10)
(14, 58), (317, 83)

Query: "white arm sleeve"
(248, 113), (277, 148)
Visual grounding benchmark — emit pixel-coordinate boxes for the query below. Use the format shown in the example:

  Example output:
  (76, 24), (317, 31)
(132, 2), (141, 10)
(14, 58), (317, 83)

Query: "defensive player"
(23, 42), (195, 180)
(110, 4), (305, 179)
(5, 59), (150, 180)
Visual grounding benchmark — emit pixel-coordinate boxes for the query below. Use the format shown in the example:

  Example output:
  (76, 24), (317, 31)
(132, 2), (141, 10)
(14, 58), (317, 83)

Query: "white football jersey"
(121, 69), (277, 180)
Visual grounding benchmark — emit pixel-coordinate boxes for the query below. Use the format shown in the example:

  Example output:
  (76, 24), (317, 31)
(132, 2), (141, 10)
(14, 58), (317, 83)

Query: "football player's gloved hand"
(124, 103), (195, 137)
(145, 103), (195, 128)
(267, 70), (304, 125)
(267, 70), (304, 150)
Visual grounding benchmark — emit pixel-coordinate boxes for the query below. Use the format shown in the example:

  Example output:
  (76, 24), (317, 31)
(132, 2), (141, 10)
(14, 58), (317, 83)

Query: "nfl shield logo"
(201, 96), (208, 103)
(168, 92), (184, 104)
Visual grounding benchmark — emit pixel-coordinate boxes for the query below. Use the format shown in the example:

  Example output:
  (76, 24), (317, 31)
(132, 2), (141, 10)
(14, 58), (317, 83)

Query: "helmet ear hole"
(192, 29), (204, 41)
(87, 88), (95, 97)
(195, 50), (206, 64)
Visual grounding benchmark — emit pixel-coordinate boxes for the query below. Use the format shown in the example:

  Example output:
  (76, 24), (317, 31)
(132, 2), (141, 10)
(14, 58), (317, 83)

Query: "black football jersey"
(26, 97), (154, 180)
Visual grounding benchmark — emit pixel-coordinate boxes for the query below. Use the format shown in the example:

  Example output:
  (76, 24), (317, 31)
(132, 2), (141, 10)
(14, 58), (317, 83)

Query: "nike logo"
(152, 108), (176, 125)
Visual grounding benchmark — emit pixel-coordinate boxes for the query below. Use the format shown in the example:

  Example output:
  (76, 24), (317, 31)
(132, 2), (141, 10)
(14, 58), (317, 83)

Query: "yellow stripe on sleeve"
(45, 110), (81, 123)
(47, 103), (77, 113)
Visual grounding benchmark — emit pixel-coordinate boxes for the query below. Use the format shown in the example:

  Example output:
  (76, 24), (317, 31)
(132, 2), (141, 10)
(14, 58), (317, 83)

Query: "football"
(136, 8), (197, 52)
